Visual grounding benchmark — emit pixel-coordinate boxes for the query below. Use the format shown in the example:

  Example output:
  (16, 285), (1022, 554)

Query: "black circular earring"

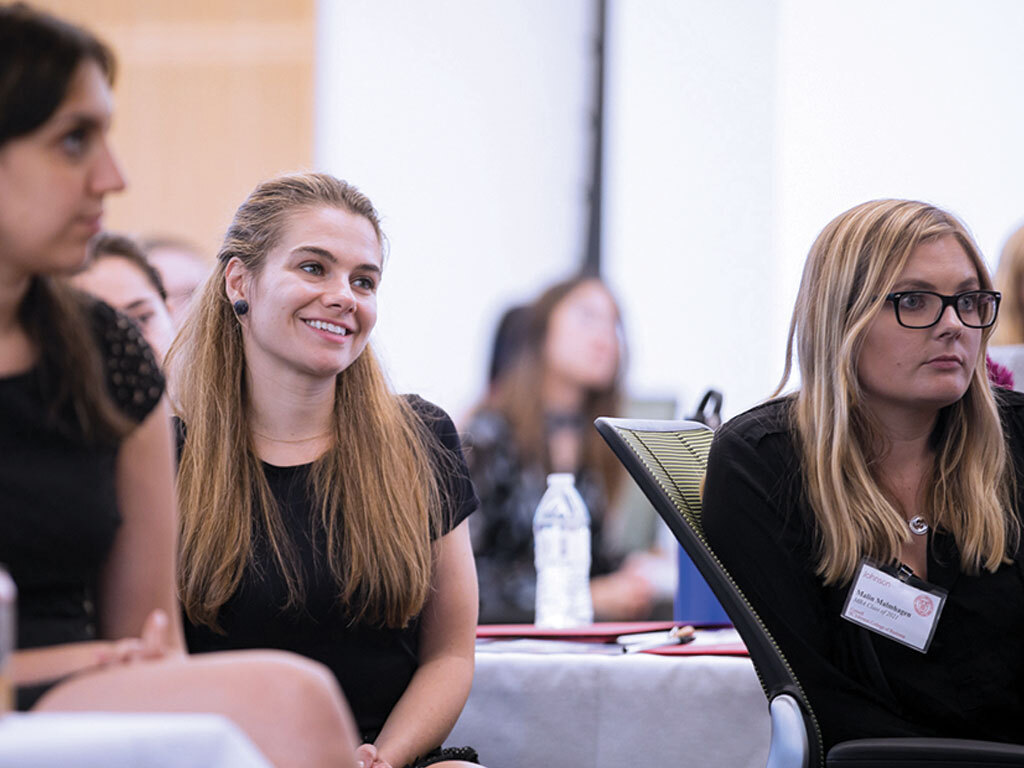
(232, 299), (249, 316)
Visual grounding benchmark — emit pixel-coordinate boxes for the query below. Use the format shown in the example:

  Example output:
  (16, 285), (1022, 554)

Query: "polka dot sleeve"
(90, 300), (166, 424)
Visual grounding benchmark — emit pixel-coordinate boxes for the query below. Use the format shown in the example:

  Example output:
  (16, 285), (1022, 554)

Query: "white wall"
(775, 0), (1024, 344)
(316, 0), (594, 419)
(603, 0), (781, 418)
(317, 1), (1024, 422)
(607, 0), (1024, 419)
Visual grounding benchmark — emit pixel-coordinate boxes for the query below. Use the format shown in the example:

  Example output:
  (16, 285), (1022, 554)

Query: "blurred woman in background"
(466, 275), (655, 623)
(991, 222), (1024, 346)
(70, 232), (175, 362)
(982, 222), (1024, 389)
(141, 235), (210, 327)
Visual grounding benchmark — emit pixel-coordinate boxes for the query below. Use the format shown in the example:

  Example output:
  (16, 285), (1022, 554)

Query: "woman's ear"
(224, 257), (248, 304)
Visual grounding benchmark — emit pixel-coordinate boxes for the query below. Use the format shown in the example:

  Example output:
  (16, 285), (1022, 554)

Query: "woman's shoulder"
(706, 396), (802, 497)
(87, 298), (165, 423)
(993, 387), (1024, 457)
(401, 394), (469, 455)
(995, 387), (1024, 418)
(704, 397), (808, 544)
(401, 394), (479, 528)
(402, 394), (455, 432)
(714, 396), (795, 454)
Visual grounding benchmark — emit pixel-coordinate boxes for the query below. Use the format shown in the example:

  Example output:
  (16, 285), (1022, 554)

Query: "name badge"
(840, 559), (947, 653)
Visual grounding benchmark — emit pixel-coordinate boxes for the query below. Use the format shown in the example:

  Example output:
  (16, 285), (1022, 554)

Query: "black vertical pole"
(582, 0), (607, 277)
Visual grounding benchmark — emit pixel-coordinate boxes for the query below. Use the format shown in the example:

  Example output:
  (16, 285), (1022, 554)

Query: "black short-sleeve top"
(183, 395), (478, 740)
(0, 299), (165, 649)
(703, 389), (1024, 749)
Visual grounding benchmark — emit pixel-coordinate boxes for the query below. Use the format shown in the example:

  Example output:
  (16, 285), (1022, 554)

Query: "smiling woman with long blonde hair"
(703, 199), (1024, 751)
(167, 172), (482, 768)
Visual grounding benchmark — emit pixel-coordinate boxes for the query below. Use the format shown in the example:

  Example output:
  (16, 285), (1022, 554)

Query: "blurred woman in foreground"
(0, 5), (356, 765)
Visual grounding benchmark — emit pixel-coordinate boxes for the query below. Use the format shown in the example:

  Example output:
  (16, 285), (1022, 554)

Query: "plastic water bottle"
(533, 473), (594, 628)
(0, 565), (15, 714)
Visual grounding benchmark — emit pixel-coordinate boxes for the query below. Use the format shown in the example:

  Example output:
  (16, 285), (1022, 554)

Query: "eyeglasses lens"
(896, 291), (997, 328)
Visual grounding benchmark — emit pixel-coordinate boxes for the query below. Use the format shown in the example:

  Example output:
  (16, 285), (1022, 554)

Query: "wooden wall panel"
(36, 0), (315, 256)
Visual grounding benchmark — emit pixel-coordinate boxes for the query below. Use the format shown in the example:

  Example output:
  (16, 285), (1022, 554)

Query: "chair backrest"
(595, 416), (825, 768)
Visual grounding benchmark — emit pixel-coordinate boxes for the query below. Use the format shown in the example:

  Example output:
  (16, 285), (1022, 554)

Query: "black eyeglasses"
(885, 290), (1001, 329)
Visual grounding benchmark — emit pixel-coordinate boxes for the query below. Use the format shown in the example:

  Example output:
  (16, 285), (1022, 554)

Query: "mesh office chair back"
(594, 417), (821, 768)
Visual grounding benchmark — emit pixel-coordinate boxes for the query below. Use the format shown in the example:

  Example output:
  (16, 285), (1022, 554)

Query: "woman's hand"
(95, 609), (175, 667)
(355, 742), (393, 768)
(11, 609), (178, 686)
(590, 566), (655, 621)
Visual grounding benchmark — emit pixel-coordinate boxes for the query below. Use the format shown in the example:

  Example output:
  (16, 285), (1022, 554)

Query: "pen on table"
(620, 625), (695, 654)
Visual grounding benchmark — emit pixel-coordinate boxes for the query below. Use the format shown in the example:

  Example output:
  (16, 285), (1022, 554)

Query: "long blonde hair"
(991, 222), (1024, 346)
(167, 172), (443, 630)
(778, 199), (1017, 585)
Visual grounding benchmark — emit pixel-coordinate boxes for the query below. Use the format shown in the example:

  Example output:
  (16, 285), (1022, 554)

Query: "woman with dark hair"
(168, 172), (481, 768)
(71, 232), (176, 362)
(0, 5), (356, 765)
(485, 303), (529, 389)
(704, 199), (1024, 749)
(466, 275), (655, 623)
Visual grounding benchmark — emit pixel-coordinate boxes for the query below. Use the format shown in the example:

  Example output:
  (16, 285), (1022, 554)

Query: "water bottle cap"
(546, 473), (576, 486)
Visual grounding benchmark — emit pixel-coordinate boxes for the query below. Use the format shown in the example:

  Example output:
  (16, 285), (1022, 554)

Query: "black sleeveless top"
(183, 396), (478, 741)
(0, 299), (164, 651)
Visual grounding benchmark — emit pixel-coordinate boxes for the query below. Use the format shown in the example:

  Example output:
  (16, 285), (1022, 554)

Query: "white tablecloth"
(450, 641), (770, 768)
(0, 712), (272, 768)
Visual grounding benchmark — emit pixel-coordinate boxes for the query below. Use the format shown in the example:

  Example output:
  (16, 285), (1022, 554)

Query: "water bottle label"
(565, 528), (591, 565)
(534, 527), (560, 565)
(534, 476), (593, 628)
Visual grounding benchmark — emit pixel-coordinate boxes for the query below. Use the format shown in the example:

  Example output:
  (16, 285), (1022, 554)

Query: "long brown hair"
(480, 275), (624, 500)
(778, 199), (1017, 585)
(1, 3), (130, 443)
(991, 222), (1024, 346)
(168, 172), (444, 630)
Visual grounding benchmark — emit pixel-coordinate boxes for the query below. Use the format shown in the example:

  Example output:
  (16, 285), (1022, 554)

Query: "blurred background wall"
(316, 0), (595, 417)
(604, 0), (1024, 418)
(35, 0), (315, 256)
(37, 0), (1024, 421)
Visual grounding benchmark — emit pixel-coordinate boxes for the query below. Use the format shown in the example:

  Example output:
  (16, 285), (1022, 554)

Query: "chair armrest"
(827, 737), (1024, 766)
(766, 693), (810, 768)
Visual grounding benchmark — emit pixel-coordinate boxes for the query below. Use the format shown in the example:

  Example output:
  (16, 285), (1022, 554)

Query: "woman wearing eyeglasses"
(703, 199), (1024, 750)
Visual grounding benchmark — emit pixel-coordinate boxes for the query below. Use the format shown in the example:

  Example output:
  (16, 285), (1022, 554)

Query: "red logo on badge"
(914, 595), (934, 617)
